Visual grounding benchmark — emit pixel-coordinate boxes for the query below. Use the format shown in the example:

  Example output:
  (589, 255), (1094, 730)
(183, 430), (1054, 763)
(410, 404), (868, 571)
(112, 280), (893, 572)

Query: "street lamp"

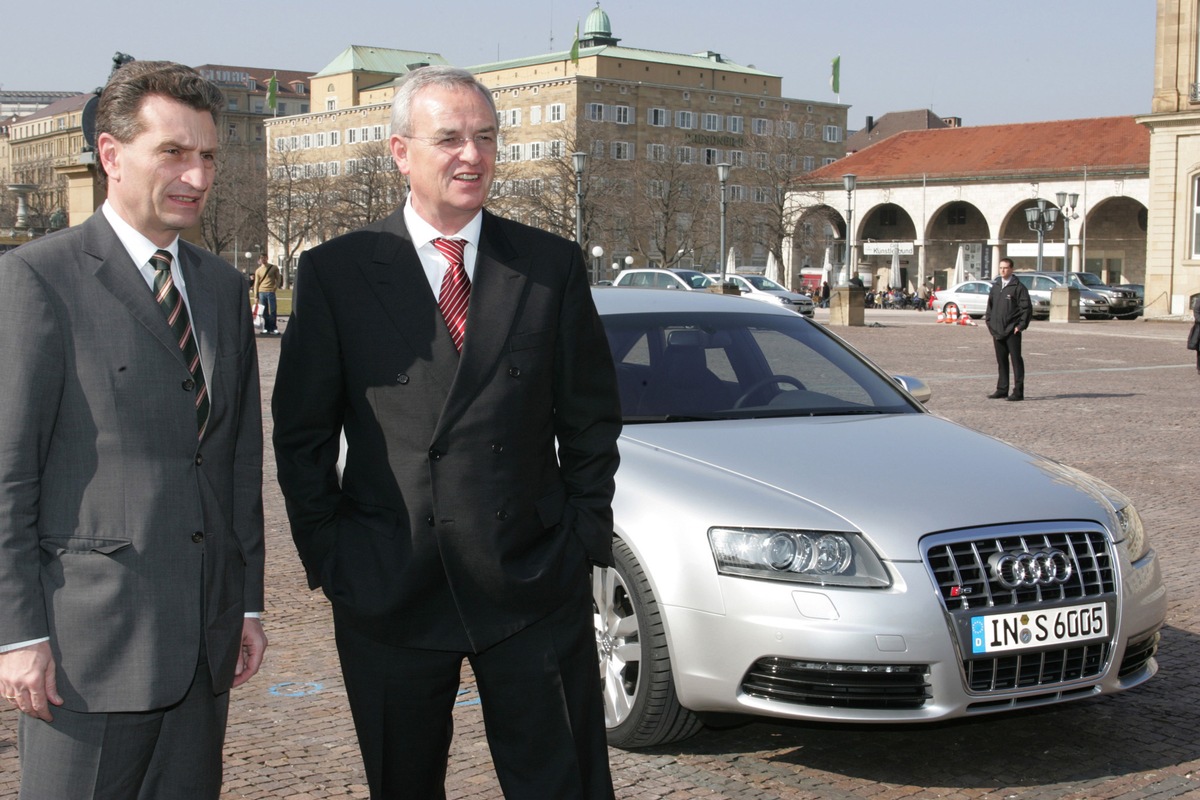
(717, 162), (731, 280)
(590, 245), (604, 285)
(1024, 199), (1059, 272)
(1055, 191), (1079, 279)
(842, 173), (857, 285)
(572, 151), (587, 248)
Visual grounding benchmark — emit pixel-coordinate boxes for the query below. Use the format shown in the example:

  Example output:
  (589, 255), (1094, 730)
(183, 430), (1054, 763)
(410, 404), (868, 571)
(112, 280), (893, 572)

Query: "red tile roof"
(810, 116), (1148, 184)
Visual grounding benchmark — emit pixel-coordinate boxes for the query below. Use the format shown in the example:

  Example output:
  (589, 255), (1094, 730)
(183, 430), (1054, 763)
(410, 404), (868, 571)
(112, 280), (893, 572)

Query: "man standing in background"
(984, 257), (1033, 401)
(253, 253), (282, 334)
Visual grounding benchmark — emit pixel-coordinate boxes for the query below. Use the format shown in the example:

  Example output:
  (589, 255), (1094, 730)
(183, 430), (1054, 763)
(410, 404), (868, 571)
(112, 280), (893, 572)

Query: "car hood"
(616, 413), (1116, 559)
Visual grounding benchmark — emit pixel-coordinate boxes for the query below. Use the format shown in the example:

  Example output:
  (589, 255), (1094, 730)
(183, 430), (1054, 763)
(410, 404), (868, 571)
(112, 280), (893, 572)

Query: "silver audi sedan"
(591, 288), (1166, 748)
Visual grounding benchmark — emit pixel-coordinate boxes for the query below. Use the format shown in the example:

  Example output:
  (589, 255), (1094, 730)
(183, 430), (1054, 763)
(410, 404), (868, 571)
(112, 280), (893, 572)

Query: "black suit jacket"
(272, 209), (621, 651)
(985, 277), (1033, 339)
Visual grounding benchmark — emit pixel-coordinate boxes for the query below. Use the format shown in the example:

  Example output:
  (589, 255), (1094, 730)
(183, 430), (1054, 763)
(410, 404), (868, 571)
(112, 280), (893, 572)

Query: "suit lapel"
(86, 215), (191, 372)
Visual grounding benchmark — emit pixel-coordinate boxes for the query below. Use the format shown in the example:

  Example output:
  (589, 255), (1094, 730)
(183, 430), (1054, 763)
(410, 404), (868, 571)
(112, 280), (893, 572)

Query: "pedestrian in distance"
(272, 65), (622, 799)
(984, 257), (1033, 401)
(1187, 293), (1200, 372)
(252, 253), (282, 334)
(0, 61), (267, 799)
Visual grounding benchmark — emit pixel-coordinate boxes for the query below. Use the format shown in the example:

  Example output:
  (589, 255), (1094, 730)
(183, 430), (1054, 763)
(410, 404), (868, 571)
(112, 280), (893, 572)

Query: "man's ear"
(389, 135), (409, 176)
(97, 133), (120, 182)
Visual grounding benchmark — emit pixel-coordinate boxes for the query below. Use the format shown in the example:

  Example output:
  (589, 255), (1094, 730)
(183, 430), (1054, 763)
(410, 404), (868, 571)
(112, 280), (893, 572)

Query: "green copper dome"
(584, 4), (612, 39)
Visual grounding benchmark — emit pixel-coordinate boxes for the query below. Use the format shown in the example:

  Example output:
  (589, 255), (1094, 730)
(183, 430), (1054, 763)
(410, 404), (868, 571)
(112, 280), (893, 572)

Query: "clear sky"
(4, 0), (1155, 128)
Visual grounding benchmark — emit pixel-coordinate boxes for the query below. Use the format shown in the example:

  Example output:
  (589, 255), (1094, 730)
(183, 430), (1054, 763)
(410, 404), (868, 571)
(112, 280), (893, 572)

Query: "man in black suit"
(272, 66), (621, 799)
(984, 257), (1033, 401)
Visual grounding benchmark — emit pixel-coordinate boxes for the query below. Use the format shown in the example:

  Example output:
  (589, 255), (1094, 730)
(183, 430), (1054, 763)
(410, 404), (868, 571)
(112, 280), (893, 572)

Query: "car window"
(746, 275), (785, 291)
(603, 311), (916, 420)
(615, 274), (634, 287)
(1034, 277), (1055, 291)
(654, 273), (675, 289)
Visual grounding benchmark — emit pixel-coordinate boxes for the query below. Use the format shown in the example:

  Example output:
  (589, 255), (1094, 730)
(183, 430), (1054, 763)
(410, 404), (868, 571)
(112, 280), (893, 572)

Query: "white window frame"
(648, 107), (668, 127)
(549, 103), (565, 123)
(675, 110), (695, 129)
(612, 141), (632, 160)
(823, 125), (843, 143)
(703, 113), (721, 132)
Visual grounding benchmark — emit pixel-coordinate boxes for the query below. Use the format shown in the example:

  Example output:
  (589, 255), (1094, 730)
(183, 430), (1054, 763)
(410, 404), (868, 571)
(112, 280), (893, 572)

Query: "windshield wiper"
(623, 413), (728, 423)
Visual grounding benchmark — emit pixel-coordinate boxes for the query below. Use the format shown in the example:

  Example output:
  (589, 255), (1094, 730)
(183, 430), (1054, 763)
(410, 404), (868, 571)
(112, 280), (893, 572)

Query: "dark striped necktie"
(150, 249), (210, 439)
(432, 238), (471, 352)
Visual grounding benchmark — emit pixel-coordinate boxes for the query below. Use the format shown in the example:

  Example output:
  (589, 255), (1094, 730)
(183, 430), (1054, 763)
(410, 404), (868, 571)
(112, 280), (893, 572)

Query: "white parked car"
(613, 268), (714, 291)
(592, 288), (1166, 748)
(706, 272), (815, 317)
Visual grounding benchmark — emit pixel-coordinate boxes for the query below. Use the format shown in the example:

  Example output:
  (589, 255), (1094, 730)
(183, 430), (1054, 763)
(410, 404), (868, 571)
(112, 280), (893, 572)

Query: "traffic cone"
(958, 312), (975, 326)
(936, 310), (945, 323)
(947, 307), (958, 324)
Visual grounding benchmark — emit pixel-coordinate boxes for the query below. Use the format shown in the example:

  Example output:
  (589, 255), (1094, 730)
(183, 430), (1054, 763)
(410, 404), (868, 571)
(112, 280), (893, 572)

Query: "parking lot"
(2, 309), (1198, 799)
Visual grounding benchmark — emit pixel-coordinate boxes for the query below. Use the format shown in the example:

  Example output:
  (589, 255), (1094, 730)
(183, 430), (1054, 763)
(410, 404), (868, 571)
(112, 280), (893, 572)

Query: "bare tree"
(260, 146), (324, 282)
(622, 153), (717, 269)
(202, 142), (265, 271)
(334, 140), (402, 230)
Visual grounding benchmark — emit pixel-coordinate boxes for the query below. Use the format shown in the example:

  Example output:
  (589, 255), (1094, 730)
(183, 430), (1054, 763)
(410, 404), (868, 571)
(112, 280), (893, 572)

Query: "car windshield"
(744, 275), (785, 291)
(1073, 272), (1105, 287)
(603, 311), (920, 421)
(673, 271), (714, 289)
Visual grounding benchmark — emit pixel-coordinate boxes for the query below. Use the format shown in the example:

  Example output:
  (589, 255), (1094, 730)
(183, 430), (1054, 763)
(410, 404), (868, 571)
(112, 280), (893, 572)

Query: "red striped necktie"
(432, 238), (471, 352)
(150, 249), (210, 438)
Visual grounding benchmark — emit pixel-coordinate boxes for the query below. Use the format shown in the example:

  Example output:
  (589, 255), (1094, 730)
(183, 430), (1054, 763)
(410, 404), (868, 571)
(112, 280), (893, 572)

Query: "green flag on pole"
(570, 22), (580, 65)
(267, 72), (278, 115)
(831, 56), (840, 94)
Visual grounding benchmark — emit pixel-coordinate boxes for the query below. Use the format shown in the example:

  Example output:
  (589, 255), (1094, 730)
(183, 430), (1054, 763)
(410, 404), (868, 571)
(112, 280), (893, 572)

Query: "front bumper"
(662, 545), (1164, 724)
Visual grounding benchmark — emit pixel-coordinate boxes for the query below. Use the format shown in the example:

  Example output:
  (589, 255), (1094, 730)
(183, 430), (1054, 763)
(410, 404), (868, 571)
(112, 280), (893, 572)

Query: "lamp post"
(717, 162), (731, 280)
(590, 245), (604, 285)
(1055, 191), (1079, 279)
(842, 173), (857, 285)
(1024, 199), (1059, 272)
(572, 151), (587, 249)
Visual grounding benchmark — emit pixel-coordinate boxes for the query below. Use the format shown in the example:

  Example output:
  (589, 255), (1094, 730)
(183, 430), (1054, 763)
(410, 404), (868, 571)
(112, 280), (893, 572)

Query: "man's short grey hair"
(390, 65), (498, 137)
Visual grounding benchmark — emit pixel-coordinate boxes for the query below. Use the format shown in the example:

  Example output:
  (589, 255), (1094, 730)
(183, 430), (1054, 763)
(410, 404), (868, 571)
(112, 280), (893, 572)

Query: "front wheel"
(593, 540), (703, 748)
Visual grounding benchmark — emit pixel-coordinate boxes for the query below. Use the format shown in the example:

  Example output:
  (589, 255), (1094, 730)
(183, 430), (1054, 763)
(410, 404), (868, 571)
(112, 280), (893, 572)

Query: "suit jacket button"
(495, 510), (509, 521)
(426, 515), (436, 527)
(491, 444), (504, 454)
(428, 448), (442, 461)
(194, 454), (204, 466)
(397, 374), (409, 384)
(191, 531), (204, 543)
(183, 379), (195, 391)
(508, 367), (521, 378)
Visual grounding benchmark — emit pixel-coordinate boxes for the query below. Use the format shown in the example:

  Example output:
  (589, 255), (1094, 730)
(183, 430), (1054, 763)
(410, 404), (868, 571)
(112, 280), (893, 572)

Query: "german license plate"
(970, 602), (1108, 654)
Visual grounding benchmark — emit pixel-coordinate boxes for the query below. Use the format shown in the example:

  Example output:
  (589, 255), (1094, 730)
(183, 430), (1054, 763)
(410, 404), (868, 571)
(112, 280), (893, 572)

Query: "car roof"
(591, 286), (793, 316)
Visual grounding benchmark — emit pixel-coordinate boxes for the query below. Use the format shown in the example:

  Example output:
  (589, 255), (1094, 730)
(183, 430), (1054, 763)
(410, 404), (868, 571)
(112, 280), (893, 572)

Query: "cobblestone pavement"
(2, 310), (1198, 799)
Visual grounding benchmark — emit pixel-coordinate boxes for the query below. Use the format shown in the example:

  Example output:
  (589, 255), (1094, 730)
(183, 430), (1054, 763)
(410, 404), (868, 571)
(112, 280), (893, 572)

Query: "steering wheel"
(733, 375), (806, 409)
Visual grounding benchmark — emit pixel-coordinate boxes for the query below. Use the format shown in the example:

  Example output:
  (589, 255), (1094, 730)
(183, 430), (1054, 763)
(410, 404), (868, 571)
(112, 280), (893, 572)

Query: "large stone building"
(1136, 0), (1200, 315)
(262, 5), (847, 278)
(789, 117), (1149, 295)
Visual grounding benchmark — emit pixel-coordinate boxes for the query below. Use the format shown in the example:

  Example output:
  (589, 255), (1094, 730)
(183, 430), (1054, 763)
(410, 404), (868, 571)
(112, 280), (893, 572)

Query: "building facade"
(262, 6), (847, 281)
(788, 117), (1149, 296)
(1136, 0), (1200, 315)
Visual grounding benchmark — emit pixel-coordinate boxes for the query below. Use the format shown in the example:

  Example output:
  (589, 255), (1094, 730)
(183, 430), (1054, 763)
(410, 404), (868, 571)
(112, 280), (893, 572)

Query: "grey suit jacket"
(0, 213), (264, 712)
(273, 208), (621, 652)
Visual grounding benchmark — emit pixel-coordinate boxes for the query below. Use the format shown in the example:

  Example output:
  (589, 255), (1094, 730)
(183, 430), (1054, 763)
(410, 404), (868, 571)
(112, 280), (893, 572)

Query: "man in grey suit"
(0, 61), (266, 798)
(273, 66), (620, 798)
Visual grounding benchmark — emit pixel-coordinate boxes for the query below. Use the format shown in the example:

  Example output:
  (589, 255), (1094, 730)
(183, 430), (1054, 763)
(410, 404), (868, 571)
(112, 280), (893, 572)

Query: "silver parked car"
(613, 268), (714, 291)
(934, 279), (1050, 320)
(706, 272), (816, 317)
(592, 288), (1166, 748)
(1014, 272), (1112, 319)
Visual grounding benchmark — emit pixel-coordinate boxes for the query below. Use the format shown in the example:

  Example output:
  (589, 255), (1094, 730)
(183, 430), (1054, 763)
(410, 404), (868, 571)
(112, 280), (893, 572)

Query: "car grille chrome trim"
(965, 641), (1110, 691)
(925, 527), (1115, 610)
(741, 658), (931, 710)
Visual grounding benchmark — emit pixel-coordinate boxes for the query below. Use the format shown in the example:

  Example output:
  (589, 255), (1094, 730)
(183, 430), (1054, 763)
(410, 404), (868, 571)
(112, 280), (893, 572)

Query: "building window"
(549, 139), (564, 158)
(823, 125), (842, 143)
(592, 139), (605, 157)
(703, 147), (721, 165)
(612, 105), (631, 124)
(729, 150), (745, 167)
(728, 185), (744, 202)
(504, 109), (522, 127)
(879, 207), (898, 226)
(328, 161), (340, 177)
(329, 130), (340, 146)
(752, 118), (770, 136)
(528, 142), (543, 160)
(676, 146), (693, 164)
(530, 105), (542, 125)
(326, 98), (337, 111)
(676, 110), (695, 129)
(752, 187), (772, 204)
(587, 103), (604, 121)
(301, 134), (312, 149)
(549, 103), (565, 122)
(227, 97), (239, 111)
(822, 157), (837, 166)
(647, 143), (667, 161)
(804, 122), (816, 139)
(947, 204), (968, 225)
(754, 152), (768, 170)
(648, 107), (668, 126)
(727, 115), (743, 134)
(612, 141), (632, 160)
(802, 156), (815, 171)
(372, 125), (385, 141)
(508, 143), (523, 162)
(703, 113), (721, 132)
(315, 132), (326, 148)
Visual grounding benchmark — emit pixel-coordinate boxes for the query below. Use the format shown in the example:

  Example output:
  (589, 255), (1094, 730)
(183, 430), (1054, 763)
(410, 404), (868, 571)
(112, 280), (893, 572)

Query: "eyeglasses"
(406, 134), (498, 153)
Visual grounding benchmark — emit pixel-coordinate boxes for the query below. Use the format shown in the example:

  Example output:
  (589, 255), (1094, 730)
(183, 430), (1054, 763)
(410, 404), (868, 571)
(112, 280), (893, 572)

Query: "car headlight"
(1114, 504), (1148, 561)
(708, 528), (891, 587)
(779, 297), (793, 305)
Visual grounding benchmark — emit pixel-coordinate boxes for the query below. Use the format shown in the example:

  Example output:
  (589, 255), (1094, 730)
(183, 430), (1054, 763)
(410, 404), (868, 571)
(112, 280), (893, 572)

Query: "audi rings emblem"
(987, 549), (1073, 589)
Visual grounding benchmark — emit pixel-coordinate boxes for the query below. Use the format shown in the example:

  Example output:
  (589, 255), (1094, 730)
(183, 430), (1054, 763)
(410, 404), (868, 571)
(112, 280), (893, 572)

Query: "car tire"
(593, 539), (703, 748)
(942, 302), (960, 316)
